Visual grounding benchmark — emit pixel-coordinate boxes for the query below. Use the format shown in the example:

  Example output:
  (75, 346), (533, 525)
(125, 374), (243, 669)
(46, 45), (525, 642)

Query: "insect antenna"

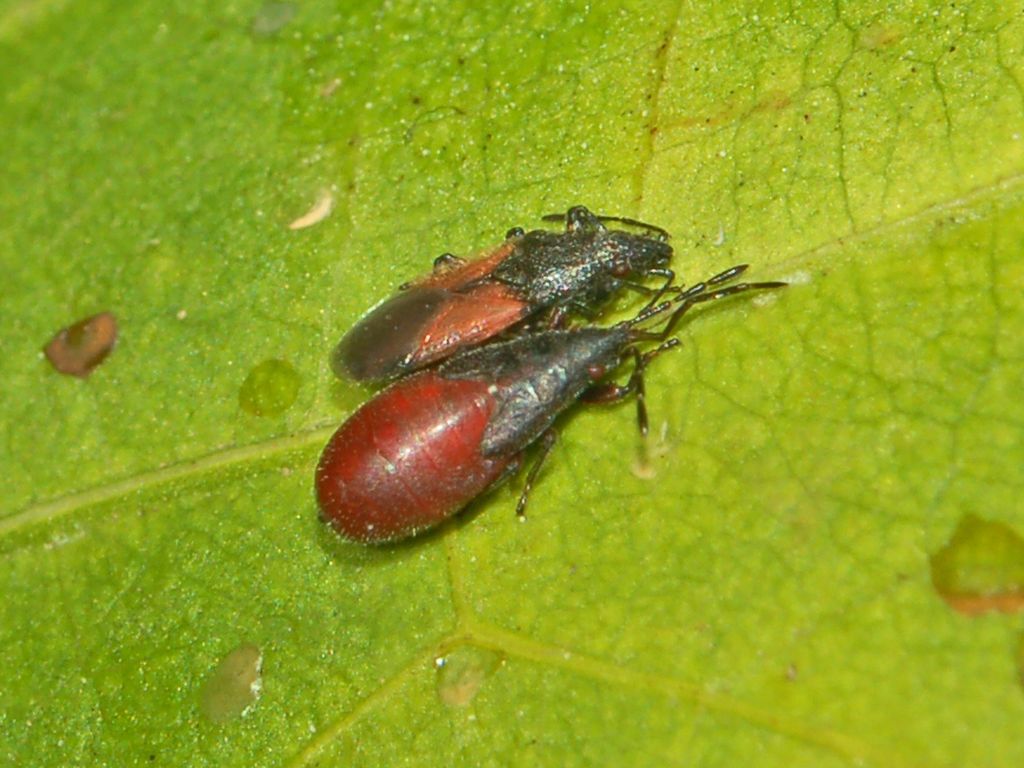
(541, 211), (671, 240)
(625, 264), (786, 341)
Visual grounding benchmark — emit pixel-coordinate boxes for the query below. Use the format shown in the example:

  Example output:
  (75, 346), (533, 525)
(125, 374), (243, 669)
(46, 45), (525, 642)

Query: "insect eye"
(612, 263), (631, 277)
(587, 363), (607, 380)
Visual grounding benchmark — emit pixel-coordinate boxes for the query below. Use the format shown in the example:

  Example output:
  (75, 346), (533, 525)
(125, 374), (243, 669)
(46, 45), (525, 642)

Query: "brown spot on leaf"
(43, 312), (118, 378)
(930, 514), (1024, 615)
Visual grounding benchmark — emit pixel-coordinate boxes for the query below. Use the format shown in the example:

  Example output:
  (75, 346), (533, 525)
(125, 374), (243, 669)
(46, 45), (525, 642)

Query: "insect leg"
(614, 269), (682, 313)
(541, 210), (671, 240)
(619, 280), (662, 296)
(585, 348), (647, 434)
(516, 429), (558, 518)
(398, 253), (465, 289)
(580, 348), (644, 404)
(494, 453), (525, 485)
(638, 268), (681, 311)
(593, 215), (671, 240)
(540, 206), (606, 234)
(546, 305), (572, 329)
(564, 299), (602, 320)
(432, 253), (465, 272)
(579, 346), (682, 436)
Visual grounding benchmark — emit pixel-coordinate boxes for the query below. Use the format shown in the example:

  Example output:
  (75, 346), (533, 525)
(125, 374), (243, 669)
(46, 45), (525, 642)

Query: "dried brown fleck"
(43, 312), (118, 378)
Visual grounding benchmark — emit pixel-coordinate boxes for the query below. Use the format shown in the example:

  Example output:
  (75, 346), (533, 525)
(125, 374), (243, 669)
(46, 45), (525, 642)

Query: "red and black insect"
(332, 206), (676, 382)
(316, 265), (786, 543)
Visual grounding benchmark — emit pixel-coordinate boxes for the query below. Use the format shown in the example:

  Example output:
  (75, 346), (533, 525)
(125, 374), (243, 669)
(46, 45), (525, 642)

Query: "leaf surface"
(2, 1), (1023, 765)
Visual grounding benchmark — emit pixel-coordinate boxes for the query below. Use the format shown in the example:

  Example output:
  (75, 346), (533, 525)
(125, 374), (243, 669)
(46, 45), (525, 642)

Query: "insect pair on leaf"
(318, 207), (785, 543)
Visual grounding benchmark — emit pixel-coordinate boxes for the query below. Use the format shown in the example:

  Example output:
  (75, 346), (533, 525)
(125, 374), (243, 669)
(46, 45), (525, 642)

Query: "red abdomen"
(315, 372), (512, 543)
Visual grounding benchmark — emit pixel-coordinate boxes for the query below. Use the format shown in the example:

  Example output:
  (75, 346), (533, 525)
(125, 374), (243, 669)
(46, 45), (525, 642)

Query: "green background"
(2, 0), (1023, 765)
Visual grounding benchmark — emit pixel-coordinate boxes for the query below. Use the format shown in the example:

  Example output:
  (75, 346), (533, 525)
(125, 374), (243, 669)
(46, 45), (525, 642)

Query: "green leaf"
(2, 0), (1023, 765)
